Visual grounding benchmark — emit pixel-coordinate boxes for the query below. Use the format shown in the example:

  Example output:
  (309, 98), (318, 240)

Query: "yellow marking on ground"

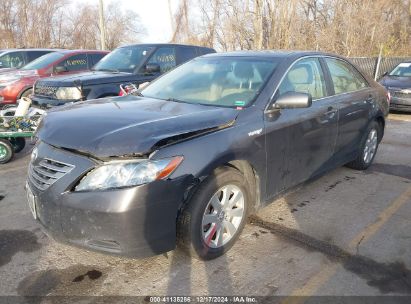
(388, 114), (411, 122)
(282, 184), (411, 304)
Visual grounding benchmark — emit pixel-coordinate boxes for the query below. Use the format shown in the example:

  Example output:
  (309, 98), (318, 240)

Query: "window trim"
(266, 55), (371, 112)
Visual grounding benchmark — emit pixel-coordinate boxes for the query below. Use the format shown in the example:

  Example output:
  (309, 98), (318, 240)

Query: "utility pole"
(99, 0), (106, 50)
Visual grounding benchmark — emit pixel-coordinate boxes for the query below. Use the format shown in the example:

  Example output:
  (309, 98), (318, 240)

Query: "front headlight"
(55, 87), (82, 100)
(75, 156), (183, 191)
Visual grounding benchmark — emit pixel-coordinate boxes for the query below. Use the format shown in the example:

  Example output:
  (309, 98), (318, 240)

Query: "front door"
(265, 57), (339, 197)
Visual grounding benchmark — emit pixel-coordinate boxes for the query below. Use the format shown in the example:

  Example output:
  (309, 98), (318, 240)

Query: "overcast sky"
(73, 0), (179, 43)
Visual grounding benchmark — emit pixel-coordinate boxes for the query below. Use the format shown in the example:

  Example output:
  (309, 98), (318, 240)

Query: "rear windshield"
(21, 52), (64, 70)
(389, 62), (411, 77)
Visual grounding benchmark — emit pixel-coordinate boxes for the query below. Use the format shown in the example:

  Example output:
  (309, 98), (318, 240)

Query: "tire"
(0, 139), (14, 164)
(177, 167), (250, 260)
(20, 88), (33, 99)
(346, 120), (381, 170)
(10, 137), (26, 153)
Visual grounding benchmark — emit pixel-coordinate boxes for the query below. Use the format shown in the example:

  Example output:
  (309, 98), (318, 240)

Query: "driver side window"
(278, 58), (327, 100)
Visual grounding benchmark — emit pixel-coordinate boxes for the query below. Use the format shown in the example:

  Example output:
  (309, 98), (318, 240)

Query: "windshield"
(141, 57), (279, 108)
(21, 52), (64, 70)
(389, 62), (411, 77)
(93, 46), (154, 73)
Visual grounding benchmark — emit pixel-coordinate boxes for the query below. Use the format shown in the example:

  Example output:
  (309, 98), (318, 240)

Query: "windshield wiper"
(166, 97), (189, 104)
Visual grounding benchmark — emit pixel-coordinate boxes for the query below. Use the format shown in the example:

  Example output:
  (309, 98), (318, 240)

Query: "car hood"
(37, 70), (139, 86)
(37, 96), (239, 158)
(0, 69), (38, 81)
(379, 76), (411, 89)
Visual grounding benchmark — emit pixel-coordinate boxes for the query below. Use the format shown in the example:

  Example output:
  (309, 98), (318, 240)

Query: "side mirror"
(54, 66), (68, 73)
(144, 63), (160, 74)
(267, 92), (312, 113)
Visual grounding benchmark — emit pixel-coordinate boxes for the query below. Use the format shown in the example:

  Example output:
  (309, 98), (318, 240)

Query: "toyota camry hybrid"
(27, 51), (389, 260)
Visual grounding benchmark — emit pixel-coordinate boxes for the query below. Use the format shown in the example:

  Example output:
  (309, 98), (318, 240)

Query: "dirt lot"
(0, 113), (411, 300)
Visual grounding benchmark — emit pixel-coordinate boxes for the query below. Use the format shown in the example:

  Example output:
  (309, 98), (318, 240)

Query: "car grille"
(392, 92), (411, 99)
(389, 89), (411, 100)
(28, 158), (74, 191)
(34, 84), (58, 97)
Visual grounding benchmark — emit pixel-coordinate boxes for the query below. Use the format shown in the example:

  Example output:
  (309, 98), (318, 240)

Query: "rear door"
(322, 57), (374, 159)
(265, 57), (339, 196)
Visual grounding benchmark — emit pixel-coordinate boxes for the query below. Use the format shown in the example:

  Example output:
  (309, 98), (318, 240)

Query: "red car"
(0, 50), (109, 108)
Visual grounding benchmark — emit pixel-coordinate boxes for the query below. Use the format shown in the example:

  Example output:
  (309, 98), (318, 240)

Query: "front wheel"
(0, 139), (14, 164)
(177, 167), (250, 260)
(346, 120), (381, 170)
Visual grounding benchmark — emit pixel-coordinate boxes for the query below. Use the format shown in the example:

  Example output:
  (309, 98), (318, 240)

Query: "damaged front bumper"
(26, 141), (190, 257)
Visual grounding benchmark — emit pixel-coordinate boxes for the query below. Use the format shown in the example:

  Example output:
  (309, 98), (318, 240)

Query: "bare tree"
(0, 0), (145, 50)
(169, 0), (410, 56)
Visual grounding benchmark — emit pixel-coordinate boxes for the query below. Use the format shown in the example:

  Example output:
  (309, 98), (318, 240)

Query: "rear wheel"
(0, 139), (14, 164)
(177, 167), (249, 260)
(346, 120), (381, 170)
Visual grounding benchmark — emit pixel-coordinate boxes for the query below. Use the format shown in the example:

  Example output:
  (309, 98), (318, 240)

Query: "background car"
(379, 61), (411, 112)
(0, 48), (56, 72)
(30, 44), (215, 108)
(0, 50), (108, 109)
(29, 51), (389, 260)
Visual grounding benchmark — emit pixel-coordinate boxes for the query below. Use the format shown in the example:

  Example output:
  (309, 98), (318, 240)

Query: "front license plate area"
(26, 184), (37, 220)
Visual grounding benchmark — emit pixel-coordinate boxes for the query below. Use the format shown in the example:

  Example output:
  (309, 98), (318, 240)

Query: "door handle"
(324, 108), (337, 117)
(319, 107), (337, 123)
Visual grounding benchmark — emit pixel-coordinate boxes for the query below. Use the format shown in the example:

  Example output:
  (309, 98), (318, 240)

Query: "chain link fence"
(349, 57), (411, 80)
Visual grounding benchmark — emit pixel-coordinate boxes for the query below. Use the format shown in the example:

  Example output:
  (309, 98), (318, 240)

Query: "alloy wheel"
(201, 184), (245, 248)
(0, 144), (8, 160)
(363, 128), (378, 164)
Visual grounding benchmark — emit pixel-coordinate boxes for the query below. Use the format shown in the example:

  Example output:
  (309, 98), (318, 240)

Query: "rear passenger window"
(27, 51), (50, 62)
(278, 58), (327, 100)
(57, 54), (88, 71)
(178, 47), (197, 63)
(325, 58), (368, 95)
(147, 47), (176, 73)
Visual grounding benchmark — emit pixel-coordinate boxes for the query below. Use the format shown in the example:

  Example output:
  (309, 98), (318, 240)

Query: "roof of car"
(0, 48), (61, 53)
(55, 49), (109, 54)
(202, 50), (344, 60)
(119, 43), (214, 49)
